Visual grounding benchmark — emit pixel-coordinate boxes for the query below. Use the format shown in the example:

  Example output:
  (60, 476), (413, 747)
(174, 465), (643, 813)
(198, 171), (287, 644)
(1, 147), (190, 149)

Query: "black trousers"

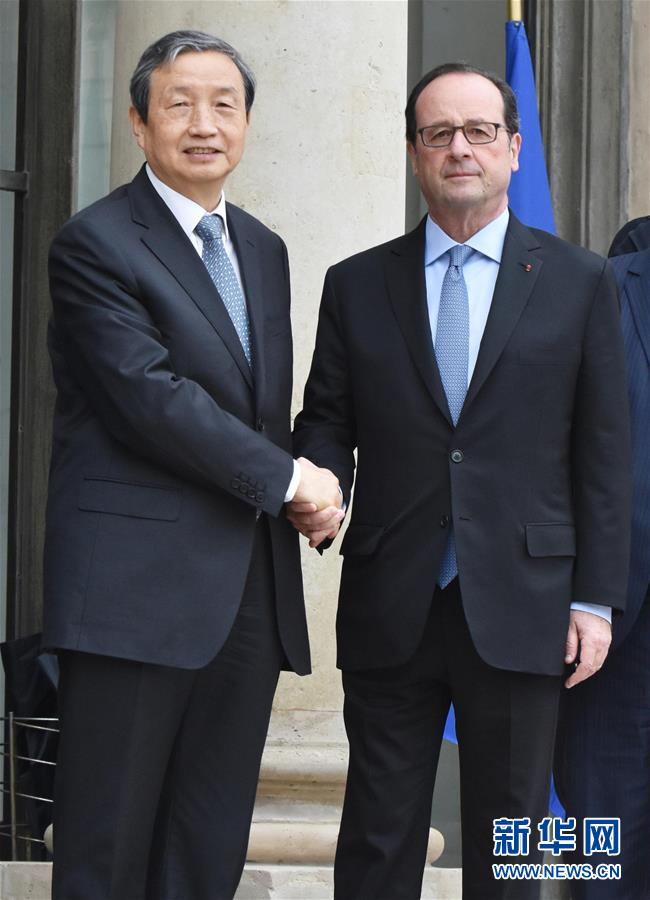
(555, 592), (650, 900)
(52, 521), (284, 900)
(334, 579), (562, 900)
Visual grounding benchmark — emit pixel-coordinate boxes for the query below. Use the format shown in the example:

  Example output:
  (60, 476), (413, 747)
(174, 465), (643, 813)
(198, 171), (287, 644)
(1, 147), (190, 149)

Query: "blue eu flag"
(506, 20), (556, 234)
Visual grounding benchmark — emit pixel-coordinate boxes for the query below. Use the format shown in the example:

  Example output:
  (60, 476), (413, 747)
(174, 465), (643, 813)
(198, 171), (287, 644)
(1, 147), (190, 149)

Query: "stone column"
(628, 0), (650, 221)
(534, 0), (629, 254)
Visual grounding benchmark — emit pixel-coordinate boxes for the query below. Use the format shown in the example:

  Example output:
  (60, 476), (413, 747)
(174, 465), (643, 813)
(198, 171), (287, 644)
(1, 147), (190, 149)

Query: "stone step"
(238, 864), (462, 899)
(247, 822), (443, 865)
(0, 861), (571, 899)
(0, 862), (463, 900)
(259, 743), (348, 784)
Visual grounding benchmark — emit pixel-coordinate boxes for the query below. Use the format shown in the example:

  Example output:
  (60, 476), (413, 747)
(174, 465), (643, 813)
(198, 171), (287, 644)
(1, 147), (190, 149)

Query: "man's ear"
(510, 131), (522, 173)
(129, 106), (146, 151)
(407, 141), (418, 176)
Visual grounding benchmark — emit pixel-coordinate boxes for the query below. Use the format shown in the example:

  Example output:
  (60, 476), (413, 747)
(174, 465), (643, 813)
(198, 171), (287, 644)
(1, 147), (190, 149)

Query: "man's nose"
(188, 105), (218, 134)
(447, 129), (473, 157)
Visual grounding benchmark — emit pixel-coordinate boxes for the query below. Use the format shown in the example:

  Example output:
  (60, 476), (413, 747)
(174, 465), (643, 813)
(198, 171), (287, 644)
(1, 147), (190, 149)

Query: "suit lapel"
(622, 251), (650, 367)
(128, 168), (254, 389)
(462, 214), (542, 417)
(227, 205), (266, 415)
(384, 221), (453, 426)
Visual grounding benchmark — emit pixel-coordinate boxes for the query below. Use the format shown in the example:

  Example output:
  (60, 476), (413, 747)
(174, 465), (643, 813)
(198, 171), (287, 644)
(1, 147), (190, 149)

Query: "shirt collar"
(146, 163), (231, 242)
(424, 207), (510, 266)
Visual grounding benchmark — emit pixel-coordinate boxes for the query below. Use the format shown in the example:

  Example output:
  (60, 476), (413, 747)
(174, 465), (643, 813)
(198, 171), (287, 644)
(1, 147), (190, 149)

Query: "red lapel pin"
(522, 263), (533, 272)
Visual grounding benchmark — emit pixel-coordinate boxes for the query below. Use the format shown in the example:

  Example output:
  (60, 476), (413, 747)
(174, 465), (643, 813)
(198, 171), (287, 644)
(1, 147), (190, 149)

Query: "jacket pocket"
(339, 523), (386, 557)
(79, 477), (182, 521)
(525, 523), (576, 557)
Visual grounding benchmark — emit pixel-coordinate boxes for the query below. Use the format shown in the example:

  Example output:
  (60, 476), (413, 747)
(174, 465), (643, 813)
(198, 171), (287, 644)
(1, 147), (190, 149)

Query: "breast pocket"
(514, 345), (580, 366)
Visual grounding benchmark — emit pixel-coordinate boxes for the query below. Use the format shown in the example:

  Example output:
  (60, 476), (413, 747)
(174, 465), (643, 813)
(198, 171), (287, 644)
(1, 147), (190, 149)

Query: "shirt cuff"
(283, 459), (301, 503)
(570, 602), (612, 624)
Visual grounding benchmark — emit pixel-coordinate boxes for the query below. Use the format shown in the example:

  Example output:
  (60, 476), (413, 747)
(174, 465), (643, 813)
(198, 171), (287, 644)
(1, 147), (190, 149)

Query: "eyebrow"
(164, 85), (241, 97)
(426, 118), (493, 127)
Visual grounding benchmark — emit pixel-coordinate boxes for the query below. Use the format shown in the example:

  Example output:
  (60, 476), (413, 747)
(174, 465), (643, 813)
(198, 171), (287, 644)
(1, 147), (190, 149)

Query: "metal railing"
(0, 713), (58, 859)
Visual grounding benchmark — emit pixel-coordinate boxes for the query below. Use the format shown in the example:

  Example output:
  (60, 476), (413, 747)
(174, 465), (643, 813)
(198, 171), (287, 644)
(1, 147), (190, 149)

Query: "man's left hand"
(286, 502), (345, 548)
(564, 610), (611, 689)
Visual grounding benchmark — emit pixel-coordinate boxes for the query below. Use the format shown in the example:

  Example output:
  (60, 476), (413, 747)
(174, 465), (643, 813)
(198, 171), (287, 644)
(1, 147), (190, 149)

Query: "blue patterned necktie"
(195, 214), (252, 366)
(436, 244), (472, 588)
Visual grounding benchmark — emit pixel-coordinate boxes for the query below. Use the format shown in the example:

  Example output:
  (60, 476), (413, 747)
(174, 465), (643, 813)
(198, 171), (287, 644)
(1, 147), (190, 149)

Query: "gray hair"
(130, 30), (256, 122)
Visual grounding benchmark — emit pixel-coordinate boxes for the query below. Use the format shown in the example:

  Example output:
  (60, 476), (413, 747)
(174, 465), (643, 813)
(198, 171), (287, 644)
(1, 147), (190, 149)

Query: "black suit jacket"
(43, 166), (310, 674)
(294, 213), (631, 675)
(609, 249), (650, 649)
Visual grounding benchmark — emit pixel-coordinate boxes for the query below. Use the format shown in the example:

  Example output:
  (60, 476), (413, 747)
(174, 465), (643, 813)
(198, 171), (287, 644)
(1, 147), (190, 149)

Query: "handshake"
(286, 457), (345, 548)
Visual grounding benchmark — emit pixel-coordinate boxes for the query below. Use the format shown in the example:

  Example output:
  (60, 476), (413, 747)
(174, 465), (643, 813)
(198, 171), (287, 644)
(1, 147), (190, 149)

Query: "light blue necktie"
(436, 244), (472, 588)
(195, 214), (252, 366)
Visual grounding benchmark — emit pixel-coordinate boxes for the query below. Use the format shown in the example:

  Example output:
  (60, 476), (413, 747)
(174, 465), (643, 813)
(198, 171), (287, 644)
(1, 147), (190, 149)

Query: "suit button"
(440, 515), (449, 528)
(232, 479), (241, 489)
(450, 449), (464, 463)
(239, 484), (248, 494)
(248, 488), (257, 499)
(256, 417), (265, 432)
(256, 492), (264, 502)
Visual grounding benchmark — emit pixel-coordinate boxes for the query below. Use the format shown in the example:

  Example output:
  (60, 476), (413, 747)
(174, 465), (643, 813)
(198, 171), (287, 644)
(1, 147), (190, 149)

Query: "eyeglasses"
(417, 122), (509, 148)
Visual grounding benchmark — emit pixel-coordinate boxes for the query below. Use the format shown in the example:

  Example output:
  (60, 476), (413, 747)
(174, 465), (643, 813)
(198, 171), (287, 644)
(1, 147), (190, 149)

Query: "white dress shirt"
(145, 165), (301, 503)
(424, 209), (610, 623)
(146, 164), (245, 288)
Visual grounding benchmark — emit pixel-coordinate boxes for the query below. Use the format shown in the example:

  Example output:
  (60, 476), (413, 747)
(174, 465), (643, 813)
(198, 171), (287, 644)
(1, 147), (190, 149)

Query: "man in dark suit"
(555, 234), (650, 899)
(289, 63), (631, 899)
(44, 30), (340, 900)
(608, 215), (650, 257)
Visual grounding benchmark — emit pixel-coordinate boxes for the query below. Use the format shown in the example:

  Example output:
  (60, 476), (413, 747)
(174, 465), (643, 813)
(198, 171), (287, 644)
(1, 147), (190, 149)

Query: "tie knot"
(449, 244), (472, 269)
(195, 214), (224, 244)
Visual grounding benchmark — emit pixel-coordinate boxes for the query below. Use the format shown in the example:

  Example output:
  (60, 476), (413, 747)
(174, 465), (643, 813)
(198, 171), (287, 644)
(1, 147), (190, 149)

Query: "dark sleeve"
(293, 267), (357, 506)
(571, 260), (632, 610)
(49, 216), (294, 516)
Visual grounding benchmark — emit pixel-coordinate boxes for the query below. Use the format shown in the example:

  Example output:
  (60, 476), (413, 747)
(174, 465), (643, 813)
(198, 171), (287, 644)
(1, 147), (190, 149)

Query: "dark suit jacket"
(43, 166), (310, 674)
(609, 249), (650, 649)
(293, 213), (631, 675)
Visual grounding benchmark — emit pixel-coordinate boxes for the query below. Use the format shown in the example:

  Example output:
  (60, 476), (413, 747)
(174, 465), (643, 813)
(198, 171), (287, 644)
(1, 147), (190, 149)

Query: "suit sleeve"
(571, 260), (632, 610)
(49, 216), (294, 516)
(293, 267), (356, 505)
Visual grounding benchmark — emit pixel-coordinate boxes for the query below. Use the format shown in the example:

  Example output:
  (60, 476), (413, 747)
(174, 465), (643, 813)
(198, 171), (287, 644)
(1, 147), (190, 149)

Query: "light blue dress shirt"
(424, 209), (611, 624)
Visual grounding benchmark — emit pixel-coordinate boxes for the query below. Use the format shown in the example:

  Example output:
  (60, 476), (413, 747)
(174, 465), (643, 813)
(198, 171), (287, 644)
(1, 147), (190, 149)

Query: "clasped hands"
(286, 457), (345, 548)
